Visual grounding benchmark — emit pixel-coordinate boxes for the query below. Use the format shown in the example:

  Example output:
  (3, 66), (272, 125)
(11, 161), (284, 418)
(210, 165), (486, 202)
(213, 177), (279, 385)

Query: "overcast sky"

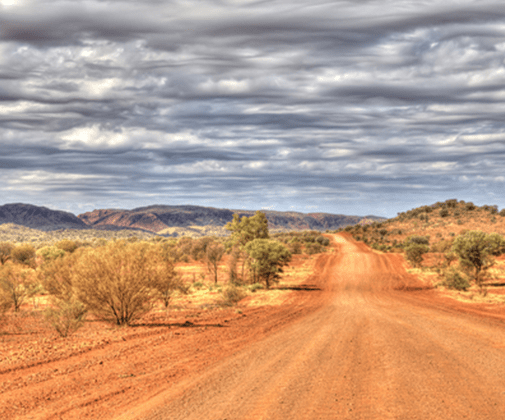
(1, 0), (505, 217)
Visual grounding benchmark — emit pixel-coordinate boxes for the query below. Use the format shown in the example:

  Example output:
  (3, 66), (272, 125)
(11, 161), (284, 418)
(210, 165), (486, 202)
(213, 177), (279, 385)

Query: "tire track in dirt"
(123, 234), (505, 420)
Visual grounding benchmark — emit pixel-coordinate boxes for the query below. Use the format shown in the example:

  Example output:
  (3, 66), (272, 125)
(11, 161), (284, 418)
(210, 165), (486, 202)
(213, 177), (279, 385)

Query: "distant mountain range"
(0, 203), (386, 237)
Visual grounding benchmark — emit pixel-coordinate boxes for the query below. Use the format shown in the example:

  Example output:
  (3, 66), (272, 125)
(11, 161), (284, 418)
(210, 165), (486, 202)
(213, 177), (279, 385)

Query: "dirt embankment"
(2, 234), (505, 419)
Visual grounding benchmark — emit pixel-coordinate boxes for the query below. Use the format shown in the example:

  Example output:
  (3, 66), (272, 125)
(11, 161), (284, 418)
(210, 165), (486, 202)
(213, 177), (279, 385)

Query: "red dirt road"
(122, 235), (505, 420)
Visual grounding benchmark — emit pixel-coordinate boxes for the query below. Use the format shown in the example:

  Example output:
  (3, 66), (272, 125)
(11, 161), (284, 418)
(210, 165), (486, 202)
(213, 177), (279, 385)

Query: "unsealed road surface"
(123, 235), (505, 420)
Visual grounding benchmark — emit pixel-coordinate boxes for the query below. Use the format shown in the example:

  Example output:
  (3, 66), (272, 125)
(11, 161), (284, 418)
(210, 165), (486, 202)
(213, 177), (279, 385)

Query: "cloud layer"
(1, 0), (505, 216)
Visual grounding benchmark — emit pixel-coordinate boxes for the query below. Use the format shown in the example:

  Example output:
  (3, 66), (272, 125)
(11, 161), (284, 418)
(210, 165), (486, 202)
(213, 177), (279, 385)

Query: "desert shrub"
(220, 285), (247, 306)
(150, 252), (186, 308)
(487, 233), (505, 256)
(407, 235), (430, 245)
(405, 243), (429, 267)
(289, 241), (302, 254)
(445, 199), (458, 208)
(37, 246), (66, 262)
(176, 237), (194, 260)
(44, 298), (87, 337)
(39, 253), (77, 301)
(56, 240), (80, 254)
(431, 239), (453, 253)
(465, 202), (476, 211)
(190, 236), (214, 261)
(500, 209), (505, 217)
(305, 242), (324, 255)
(72, 240), (179, 325)
(439, 208), (449, 218)
(0, 288), (12, 319)
(443, 268), (470, 291)
(0, 242), (13, 265)
(0, 263), (38, 312)
(452, 231), (495, 287)
(444, 252), (458, 266)
(315, 236), (330, 246)
(11, 244), (36, 267)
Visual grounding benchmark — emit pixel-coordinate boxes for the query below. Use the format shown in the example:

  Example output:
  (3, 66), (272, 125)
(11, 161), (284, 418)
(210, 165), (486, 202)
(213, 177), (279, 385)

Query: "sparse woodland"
(0, 212), (331, 336)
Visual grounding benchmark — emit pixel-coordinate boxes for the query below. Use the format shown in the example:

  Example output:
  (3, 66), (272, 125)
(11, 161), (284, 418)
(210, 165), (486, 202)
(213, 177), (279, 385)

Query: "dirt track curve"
(121, 234), (505, 420)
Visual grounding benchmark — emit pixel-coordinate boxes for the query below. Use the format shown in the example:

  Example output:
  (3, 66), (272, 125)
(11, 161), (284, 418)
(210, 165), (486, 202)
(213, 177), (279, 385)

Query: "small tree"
(404, 236), (429, 267)
(226, 211), (270, 281)
(487, 233), (505, 256)
(0, 242), (13, 265)
(443, 268), (470, 291)
(452, 231), (494, 288)
(226, 211), (269, 246)
(150, 249), (186, 308)
(244, 239), (291, 288)
(11, 244), (36, 267)
(39, 253), (87, 336)
(0, 263), (38, 312)
(73, 241), (173, 325)
(206, 241), (225, 284)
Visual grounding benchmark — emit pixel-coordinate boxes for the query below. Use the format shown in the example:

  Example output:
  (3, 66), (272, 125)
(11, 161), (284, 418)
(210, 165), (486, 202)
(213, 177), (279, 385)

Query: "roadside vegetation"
(337, 199), (505, 301)
(0, 212), (331, 336)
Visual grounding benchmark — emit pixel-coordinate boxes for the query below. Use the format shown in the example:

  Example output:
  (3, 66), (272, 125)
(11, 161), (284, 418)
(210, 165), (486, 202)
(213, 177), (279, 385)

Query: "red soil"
(2, 234), (505, 419)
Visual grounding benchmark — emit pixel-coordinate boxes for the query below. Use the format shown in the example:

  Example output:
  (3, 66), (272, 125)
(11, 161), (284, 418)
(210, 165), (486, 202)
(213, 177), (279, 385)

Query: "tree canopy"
(452, 230), (496, 286)
(225, 211), (269, 246)
(244, 239), (291, 288)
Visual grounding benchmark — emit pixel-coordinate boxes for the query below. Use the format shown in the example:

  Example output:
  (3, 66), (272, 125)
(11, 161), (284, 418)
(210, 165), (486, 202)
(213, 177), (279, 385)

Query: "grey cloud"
(1, 0), (505, 216)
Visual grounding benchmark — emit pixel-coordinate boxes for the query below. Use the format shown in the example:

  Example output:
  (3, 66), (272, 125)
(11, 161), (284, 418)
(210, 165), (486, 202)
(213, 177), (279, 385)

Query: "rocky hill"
(343, 199), (505, 252)
(0, 203), (385, 237)
(0, 203), (88, 231)
(78, 205), (385, 235)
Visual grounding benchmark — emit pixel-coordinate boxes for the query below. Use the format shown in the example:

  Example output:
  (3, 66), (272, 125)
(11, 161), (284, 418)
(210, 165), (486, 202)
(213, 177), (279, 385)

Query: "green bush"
(443, 268), (470, 291)
(305, 242), (324, 255)
(405, 243), (429, 267)
(245, 239), (291, 288)
(37, 246), (66, 262)
(406, 235), (430, 245)
(452, 230), (495, 287)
